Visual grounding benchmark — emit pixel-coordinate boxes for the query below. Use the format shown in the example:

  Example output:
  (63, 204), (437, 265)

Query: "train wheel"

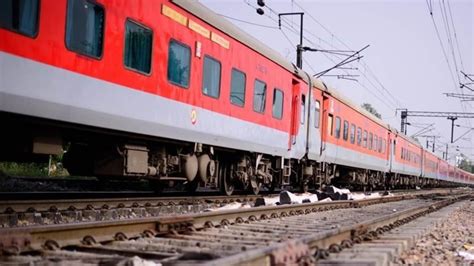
(251, 183), (261, 195)
(220, 162), (234, 196)
(250, 176), (261, 195)
(268, 172), (282, 193)
(301, 183), (309, 193)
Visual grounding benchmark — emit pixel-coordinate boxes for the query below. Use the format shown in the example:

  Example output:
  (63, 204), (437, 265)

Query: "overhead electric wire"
(440, 0), (461, 85)
(291, 0), (404, 109)
(428, 2), (463, 97)
(277, 12), (398, 111)
(446, 0), (465, 73)
(435, 1), (472, 119)
(277, 7), (400, 110)
(262, 7), (400, 111)
(217, 14), (279, 29)
(238, 0), (471, 144)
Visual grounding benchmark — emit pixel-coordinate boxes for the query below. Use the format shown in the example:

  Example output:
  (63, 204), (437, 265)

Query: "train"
(1, 0), (473, 195)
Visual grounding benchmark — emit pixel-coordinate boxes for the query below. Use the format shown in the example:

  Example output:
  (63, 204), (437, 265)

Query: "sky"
(199, 0), (473, 163)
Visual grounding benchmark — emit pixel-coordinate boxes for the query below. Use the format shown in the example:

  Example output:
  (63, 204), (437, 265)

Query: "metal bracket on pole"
(278, 12), (304, 69)
(447, 117), (458, 143)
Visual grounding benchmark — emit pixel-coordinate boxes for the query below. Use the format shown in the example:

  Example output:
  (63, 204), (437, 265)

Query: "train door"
(421, 149), (426, 178)
(389, 133), (396, 172)
(320, 93), (335, 163)
(307, 87), (322, 161)
(288, 80), (307, 159)
(386, 131), (392, 171)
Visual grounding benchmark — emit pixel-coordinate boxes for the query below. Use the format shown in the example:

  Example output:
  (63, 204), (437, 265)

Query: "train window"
(168, 40), (191, 88)
(369, 133), (373, 150)
(253, 79), (267, 113)
(272, 88), (284, 119)
(124, 19), (152, 74)
(363, 130), (367, 148)
(202, 56), (221, 98)
(230, 68), (246, 106)
(300, 95), (306, 124)
(334, 117), (341, 139)
(357, 127), (362, 146)
(378, 138), (383, 153)
(66, 0), (104, 58)
(350, 124), (355, 144)
(374, 135), (378, 151)
(328, 114), (334, 136)
(343, 121), (349, 141)
(314, 101), (320, 128)
(0, 0), (39, 37)
(382, 139), (386, 153)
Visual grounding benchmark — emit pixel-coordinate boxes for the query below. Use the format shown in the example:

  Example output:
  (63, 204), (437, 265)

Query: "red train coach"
(390, 133), (422, 185)
(317, 88), (390, 189)
(1, 0), (472, 194)
(437, 157), (449, 180)
(422, 150), (439, 186)
(1, 0), (312, 194)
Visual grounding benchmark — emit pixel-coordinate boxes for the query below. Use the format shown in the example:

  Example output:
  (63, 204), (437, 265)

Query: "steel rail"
(210, 194), (469, 265)
(0, 188), (448, 214)
(0, 189), (457, 254)
(0, 194), (261, 214)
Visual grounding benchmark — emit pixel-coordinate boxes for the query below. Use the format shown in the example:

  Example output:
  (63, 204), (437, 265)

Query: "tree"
(361, 103), (382, 119)
(457, 154), (473, 173)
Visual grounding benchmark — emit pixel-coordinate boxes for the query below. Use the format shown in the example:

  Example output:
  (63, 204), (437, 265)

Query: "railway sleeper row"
(0, 188), (453, 228)
(317, 200), (472, 265)
(0, 194), (261, 228)
(0, 193), (469, 265)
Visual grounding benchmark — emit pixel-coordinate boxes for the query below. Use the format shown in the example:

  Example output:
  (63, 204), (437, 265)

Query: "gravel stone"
(394, 202), (474, 265)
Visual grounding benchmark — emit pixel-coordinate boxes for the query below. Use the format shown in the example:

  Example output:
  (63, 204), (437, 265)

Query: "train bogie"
(0, 0), (472, 195)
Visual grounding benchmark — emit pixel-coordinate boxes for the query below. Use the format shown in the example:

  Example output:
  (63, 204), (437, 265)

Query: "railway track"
(0, 193), (263, 228)
(0, 189), (470, 265)
(0, 188), (453, 228)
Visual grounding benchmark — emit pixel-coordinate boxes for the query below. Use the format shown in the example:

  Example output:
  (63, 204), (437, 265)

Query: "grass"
(0, 161), (69, 177)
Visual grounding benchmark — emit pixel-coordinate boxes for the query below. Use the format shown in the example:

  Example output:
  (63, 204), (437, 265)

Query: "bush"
(0, 162), (49, 177)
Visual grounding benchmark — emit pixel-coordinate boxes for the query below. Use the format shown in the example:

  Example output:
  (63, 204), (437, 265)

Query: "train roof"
(172, 0), (301, 76)
(174, 0), (427, 149)
(173, 1), (391, 127)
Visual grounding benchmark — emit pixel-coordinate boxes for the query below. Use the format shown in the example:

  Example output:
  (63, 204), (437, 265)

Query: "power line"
(267, 11), (398, 110)
(251, 2), (398, 111)
(287, 4), (398, 111)
(217, 13), (279, 29)
(291, 0), (404, 109)
(446, 0), (465, 72)
(440, 0), (461, 85)
(437, 1), (472, 118)
(428, 1), (459, 94)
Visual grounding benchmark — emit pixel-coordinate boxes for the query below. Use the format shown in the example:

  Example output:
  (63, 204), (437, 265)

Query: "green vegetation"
(0, 155), (69, 177)
(361, 103), (382, 119)
(0, 162), (49, 177)
(458, 154), (473, 173)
